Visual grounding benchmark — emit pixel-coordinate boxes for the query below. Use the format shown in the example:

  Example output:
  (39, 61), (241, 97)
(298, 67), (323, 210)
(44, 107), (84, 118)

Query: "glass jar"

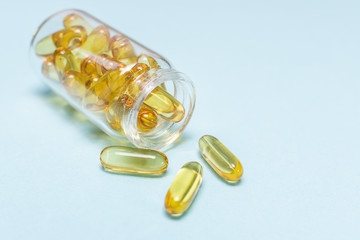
(30, 9), (195, 149)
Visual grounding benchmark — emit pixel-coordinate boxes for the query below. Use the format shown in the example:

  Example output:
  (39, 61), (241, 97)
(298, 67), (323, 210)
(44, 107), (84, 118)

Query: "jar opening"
(122, 69), (195, 149)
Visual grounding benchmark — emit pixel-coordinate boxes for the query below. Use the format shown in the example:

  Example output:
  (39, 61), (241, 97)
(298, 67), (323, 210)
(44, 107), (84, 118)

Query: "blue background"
(0, 0), (359, 239)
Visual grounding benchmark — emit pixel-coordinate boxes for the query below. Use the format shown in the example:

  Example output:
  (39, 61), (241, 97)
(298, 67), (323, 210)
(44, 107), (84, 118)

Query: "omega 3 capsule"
(100, 146), (168, 175)
(199, 135), (243, 182)
(164, 162), (203, 217)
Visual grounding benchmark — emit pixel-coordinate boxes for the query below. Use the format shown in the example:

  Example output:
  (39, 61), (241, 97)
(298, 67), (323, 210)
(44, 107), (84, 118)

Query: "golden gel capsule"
(81, 25), (110, 54)
(81, 56), (102, 76)
(138, 104), (158, 132)
(35, 35), (57, 57)
(62, 71), (90, 99)
(144, 87), (185, 123)
(95, 54), (126, 75)
(105, 100), (125, 134)
(63, 13), (93, 33)
(110, 35), (137, 63)
(54, 47), (80, 77)
(100, 146), (168, 175)
(129, 63), (150, 79)
(52, 26), (87, 49)
(42, 56), (59, 81)
(199, 135), (243, 182)
(164, 162), (203, 217)
(137, 54), (160, 69)
(83, 70), (132, 111)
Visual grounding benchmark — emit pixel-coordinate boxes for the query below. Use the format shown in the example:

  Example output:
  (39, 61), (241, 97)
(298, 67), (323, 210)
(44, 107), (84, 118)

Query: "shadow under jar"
(30, 9), (196, 149)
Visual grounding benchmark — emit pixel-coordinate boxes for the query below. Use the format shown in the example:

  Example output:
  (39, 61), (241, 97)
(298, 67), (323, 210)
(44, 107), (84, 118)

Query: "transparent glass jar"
(30, 9), (195, 149)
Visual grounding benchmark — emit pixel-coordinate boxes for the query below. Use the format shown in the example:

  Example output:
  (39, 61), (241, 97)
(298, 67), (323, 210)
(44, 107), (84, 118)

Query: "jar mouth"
(122, 69), (196, 149)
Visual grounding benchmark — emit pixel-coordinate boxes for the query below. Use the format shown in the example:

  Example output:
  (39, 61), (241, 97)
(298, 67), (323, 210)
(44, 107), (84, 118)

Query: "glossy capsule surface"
(144, 87), (185, 123)
(62, 71), (90, 99)
(138, 104), (158, 132)
(199, 135), (243, 182)
(63, 13), (93, 33)
(54, 47), (80, 77)
(100, 146), (168, 175)
(164, 162), (203, 217)
(80, 25), (110, 54)
(42, 56), (59, 81)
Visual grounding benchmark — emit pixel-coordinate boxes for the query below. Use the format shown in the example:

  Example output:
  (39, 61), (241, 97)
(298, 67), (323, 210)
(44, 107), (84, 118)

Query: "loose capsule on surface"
(164, 162), (203, 217)
(100, 146), (168, 175)
(199, 135), (243, 182)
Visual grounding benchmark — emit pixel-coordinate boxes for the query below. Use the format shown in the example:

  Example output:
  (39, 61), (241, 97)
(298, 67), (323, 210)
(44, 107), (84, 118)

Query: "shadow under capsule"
(99, 165), (166, 178)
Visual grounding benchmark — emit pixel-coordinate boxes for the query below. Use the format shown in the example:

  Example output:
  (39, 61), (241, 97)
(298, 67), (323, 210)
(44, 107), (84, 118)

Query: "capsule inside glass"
(30, 9), (195, 149)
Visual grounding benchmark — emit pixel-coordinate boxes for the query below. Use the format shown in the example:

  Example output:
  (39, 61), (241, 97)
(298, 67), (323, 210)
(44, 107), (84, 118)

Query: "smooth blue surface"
(0, 0), (359, 239)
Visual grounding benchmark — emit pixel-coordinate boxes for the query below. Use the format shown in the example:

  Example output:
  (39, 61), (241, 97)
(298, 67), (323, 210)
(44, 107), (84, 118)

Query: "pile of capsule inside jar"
(35, 13), (185, 135)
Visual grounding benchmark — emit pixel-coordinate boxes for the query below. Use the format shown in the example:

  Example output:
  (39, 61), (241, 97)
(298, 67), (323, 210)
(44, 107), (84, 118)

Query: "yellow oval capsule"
(62, 70), (90, 99)
(110, 35), (137, 63)
(83, 70), (132, 111)
(63, 13), (93, 33)
(95, 54), (126, 75)
(54, 47), (80, 78)
(138, 104), (158, 132)
(144, 87), (185, 123)
(164, 162), (203, 217)
(81, 56), (102, 76)
(42, 56), (59, 81)
(105, 100), (125, 135)
(81, 25), (110, 54)
(137, 54), (160, 69)
(199, 135), (243, 182)
(100, 146), (168, 175)
(35, 35), (56, 57)
(52, 26), (87, 49)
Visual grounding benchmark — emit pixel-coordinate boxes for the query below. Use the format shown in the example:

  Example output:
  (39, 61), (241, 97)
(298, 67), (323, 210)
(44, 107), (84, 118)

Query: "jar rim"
(122, 68), (196, 149)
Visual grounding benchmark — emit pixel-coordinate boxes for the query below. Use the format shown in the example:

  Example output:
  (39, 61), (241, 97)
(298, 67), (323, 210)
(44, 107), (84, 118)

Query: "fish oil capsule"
(54, 47), (80, 78)
(100, 146), (168, 175)
(63, 13), (93, 33)
(36, 26), (88, 57)
(138, 105), (158, 132)
(144, 87), (185, 123)
(137, 54), (160, 69)
(105, 100), (125, 134)
(62, 71), (90, 99)
(129, 63), (150, 79)
(164, 162), (203, 217)
(42, 56), (59, 81)
(81, 25), (110, 54)
(110, 35), (137, 64)
(199, 135), (243, 182)
(81, 56), (102, 76)
(95, 54), (126, 75)
(52, 26), (87, 49)
(83, 70), (132, 111)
